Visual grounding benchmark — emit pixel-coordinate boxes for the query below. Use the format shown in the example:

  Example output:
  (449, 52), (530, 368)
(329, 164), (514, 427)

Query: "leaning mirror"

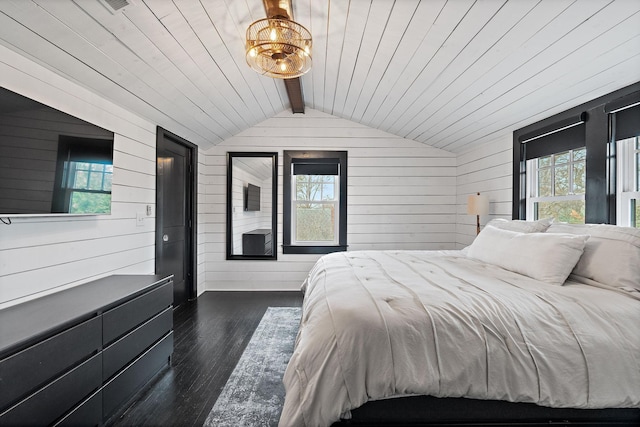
(226, 152), (278, 260)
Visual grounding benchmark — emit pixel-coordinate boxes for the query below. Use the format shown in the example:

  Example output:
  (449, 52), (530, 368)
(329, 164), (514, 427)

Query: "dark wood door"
(156, 128), (196, 307)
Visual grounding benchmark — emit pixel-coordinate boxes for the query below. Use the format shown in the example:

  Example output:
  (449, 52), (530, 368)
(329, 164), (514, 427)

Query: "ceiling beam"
(262, 0), (305, 114)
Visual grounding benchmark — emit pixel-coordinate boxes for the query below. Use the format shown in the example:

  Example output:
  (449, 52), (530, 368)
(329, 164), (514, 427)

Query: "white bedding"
(279, 250), (640, 427)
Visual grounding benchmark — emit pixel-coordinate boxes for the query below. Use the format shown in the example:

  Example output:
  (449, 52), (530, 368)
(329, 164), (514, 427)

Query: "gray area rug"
(204, 307), (302, 427)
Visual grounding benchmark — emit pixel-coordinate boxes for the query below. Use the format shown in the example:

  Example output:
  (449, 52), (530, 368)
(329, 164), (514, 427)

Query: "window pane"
(536, 200), (585, 224)
(296, 204), (335, 241)
(538, 156), (551, 168)
(73, 170), (89, 189)
(88, 172), (104, 190)
(70, 192), (111, 214)
(104, 172), (113, 190)
(555, 151), (570, 164)
(572, 161), (586, 194)
(296, 175), (336, 201)
(632, 199), (639, 229)
(554, 164), (569, 196)
(321, 184), (333, 199)
(573, 148), (586, 161)
(538, 168), (552, 197)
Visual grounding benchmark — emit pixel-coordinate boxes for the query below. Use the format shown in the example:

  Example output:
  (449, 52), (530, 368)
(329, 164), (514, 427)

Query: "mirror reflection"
(227, 152), (277, 259)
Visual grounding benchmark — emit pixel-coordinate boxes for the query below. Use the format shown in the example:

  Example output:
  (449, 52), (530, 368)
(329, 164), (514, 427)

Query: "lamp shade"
(467, 193), (489, 216)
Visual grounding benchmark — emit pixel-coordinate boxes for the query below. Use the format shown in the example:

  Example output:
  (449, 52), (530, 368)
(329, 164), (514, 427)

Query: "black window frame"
(513, 82), (640, 223)
(283, 150), (348, 254)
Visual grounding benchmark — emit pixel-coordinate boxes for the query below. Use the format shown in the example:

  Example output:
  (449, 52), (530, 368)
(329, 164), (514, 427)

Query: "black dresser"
(0, 274), (174, 426)
(242, 229), (272, 255)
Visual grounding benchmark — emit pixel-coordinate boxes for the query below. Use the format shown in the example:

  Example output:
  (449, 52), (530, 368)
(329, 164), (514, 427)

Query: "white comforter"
(279, 250), (640, 427)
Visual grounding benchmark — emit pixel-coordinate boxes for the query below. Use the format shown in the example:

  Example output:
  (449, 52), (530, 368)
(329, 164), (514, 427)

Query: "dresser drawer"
(0, 316), (101, 411)
(102, 282), (172, 345)
(103, 307), (173, 380)
(0, 352), (102, 426)
(53, 390), (102, 427)
(103, 331), (173, 420)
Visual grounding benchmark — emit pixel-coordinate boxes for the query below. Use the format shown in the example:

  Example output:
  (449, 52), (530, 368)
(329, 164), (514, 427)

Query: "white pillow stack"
(467, 225), (589, 286)
(546, 223), (640, 292)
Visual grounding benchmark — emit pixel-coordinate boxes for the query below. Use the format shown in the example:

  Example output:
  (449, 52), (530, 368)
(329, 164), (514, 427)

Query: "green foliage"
(296, 206), (335, 241)
(70, 192), (111, 214)
(537, 200), (585, 224)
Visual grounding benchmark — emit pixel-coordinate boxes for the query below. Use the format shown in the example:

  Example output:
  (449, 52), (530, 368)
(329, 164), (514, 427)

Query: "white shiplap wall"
(0, 44), (161, 307)
(203, 109), (457, 291)
(456, 134), (513, 248)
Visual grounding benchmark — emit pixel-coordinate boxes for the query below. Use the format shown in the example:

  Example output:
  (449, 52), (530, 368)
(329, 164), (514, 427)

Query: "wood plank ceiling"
(0, 0), (638, 153)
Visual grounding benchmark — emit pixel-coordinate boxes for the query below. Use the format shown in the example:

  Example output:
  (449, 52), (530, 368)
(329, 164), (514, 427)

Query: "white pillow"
(486, 217), (553, 233)
(546, 223), (640, 292)
(468, 225), (589, 286)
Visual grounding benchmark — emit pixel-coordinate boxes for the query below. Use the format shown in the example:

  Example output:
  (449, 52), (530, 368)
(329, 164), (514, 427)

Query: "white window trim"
(616, 137), (640, 227)
(290, 175), (340, 246)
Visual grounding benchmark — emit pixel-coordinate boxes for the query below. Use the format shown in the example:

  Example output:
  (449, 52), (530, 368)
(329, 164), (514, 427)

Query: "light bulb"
(270, 28), (277, 41)
(280, 62), (287, 72)
(249, 48), (257, 58)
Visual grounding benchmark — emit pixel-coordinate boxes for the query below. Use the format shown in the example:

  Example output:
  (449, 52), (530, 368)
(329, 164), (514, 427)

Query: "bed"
(279, 221), (640, 427)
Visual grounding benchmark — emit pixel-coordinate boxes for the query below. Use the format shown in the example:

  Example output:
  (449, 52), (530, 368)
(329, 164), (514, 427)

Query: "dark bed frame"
(332, 395), (640, 426)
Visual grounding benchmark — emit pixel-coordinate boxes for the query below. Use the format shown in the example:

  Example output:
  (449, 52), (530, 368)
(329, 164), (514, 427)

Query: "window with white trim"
(617, 137), (640, 228)
(292, 174), (339, 245)
(526, 147), (586, 224)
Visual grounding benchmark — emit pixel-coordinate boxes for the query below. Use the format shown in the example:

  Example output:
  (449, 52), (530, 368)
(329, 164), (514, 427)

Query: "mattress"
(279, 250), (640, 427)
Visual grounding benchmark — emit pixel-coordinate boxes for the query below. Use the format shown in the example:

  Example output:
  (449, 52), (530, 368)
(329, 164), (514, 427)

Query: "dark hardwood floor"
(107, 291), (303, 427)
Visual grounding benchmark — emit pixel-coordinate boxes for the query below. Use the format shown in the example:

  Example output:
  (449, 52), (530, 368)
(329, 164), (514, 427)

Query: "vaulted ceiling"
(0, 0), (638, 153)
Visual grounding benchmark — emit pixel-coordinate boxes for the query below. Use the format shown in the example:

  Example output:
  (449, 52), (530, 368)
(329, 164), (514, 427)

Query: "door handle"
(163, 234), (169, 242)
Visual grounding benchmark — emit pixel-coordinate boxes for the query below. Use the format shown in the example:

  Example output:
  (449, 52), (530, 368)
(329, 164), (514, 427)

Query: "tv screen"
(0, 87), (115, 216)
(245, 183), (261, 211)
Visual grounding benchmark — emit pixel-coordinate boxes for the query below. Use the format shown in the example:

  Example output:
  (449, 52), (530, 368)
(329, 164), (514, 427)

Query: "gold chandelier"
(246, 17), (312, 79)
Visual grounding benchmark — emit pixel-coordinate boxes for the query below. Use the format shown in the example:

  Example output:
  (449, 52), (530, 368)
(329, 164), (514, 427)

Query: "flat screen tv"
(245, 183), (261, 211)
(0, 87), (115, 216)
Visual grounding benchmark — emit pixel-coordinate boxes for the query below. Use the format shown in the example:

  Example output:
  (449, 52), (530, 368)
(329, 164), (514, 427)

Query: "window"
(293, 174), (339, 244)
(514, 82), (640, 224)
(527, 148), (586, 223)
(51, 136), (113, 214)
(617, 137), (640, 228)
(63, 161), (113, 213)
(283, 151), (347, 254)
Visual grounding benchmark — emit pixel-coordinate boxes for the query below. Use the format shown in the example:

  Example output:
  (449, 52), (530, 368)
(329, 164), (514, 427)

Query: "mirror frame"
(226, 152), (278, 260)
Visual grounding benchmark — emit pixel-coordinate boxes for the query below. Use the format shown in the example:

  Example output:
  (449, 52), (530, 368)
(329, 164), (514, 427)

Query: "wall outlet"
(136, 212), (144, 226)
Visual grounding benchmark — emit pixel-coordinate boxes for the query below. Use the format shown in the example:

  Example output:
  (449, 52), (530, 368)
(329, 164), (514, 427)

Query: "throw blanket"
(280, 250), (640, 427)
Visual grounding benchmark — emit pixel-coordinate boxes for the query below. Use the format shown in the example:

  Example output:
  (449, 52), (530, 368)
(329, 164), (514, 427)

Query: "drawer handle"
(162, 234), (169, 242)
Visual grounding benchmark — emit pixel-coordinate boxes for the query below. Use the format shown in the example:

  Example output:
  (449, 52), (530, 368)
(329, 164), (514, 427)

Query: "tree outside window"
(294, 175), (338, 242)
(527, 148), (586, 223)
